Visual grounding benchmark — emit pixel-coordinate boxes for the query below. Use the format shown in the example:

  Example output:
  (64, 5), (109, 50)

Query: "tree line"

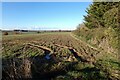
(84, 2), (119, 30)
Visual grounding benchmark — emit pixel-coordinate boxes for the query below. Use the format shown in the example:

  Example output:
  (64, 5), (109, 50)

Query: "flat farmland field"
(2, 32), (119, 80)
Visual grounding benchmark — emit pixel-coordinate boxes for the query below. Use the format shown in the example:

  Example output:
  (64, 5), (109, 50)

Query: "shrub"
(3, 32), (8, 35)
(14, 32), (20, 34)
(37, 31), (40, 33)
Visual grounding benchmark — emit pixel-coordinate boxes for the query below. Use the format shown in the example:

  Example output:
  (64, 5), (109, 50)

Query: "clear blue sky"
(2, 2), (92, 30)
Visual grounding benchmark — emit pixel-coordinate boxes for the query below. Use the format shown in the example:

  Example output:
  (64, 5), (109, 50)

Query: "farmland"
(2, 32), (119, 80)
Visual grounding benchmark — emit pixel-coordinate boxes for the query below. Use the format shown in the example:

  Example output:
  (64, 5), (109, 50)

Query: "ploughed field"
(2, 32), (119, 80)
